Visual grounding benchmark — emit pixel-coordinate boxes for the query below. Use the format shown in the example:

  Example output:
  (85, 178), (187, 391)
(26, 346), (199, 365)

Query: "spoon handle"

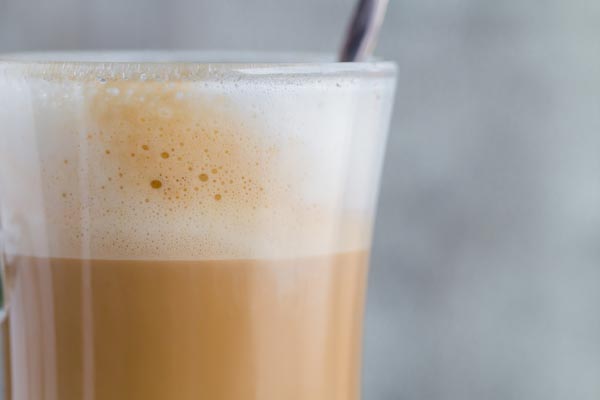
(339, 0), (390, 62)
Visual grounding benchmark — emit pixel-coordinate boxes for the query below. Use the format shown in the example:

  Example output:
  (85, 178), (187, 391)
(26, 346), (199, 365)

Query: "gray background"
(2, 0), (600, 399)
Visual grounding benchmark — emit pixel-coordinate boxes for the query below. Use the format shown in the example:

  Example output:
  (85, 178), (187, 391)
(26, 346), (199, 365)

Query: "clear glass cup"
(0, 52), (396, 400)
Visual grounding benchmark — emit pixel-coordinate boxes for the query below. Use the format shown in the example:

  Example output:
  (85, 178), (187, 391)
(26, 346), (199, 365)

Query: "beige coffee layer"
(7, 252), (367, 400)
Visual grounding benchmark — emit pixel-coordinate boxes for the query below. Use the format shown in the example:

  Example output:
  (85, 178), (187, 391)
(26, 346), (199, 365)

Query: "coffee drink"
(0, 54), (395, 400)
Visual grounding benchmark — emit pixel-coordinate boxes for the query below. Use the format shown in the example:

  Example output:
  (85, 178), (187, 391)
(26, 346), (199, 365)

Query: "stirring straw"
(339, 0), (390, 62)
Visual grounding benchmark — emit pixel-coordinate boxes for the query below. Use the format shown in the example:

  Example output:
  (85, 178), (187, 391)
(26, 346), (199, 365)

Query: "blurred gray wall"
(2, 0), (600, 399)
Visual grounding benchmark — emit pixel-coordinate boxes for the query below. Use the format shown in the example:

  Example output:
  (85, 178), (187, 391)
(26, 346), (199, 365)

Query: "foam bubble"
(0, 73), (394, 260)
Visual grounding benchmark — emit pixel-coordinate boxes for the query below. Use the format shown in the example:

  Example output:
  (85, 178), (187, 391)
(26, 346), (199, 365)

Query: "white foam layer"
(0, 72), (395, 259)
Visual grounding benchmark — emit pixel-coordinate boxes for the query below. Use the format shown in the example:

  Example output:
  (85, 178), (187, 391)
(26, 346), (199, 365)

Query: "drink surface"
(7, 252), (367, 400)
(0, 73), (391, 260)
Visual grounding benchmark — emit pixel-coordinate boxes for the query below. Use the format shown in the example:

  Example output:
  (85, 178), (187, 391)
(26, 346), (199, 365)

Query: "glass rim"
(0, 50), (396, 81)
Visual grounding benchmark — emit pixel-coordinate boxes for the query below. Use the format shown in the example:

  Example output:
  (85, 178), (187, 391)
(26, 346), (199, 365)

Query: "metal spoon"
(339, 0), (390, 62)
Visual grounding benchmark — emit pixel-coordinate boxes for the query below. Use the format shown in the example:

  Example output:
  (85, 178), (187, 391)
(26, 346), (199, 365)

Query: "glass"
(0, 52), (396, 400)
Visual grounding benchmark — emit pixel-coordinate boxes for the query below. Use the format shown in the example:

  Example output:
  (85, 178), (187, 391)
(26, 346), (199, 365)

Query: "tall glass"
(0, 52), (396, 400)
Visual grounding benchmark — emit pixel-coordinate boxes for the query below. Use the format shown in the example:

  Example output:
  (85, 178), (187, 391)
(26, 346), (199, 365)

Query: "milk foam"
(0, 68), (395, 259)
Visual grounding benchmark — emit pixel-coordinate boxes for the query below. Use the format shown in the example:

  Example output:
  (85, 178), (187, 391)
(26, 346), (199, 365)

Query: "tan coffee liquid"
(6, 252), (367, 400)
